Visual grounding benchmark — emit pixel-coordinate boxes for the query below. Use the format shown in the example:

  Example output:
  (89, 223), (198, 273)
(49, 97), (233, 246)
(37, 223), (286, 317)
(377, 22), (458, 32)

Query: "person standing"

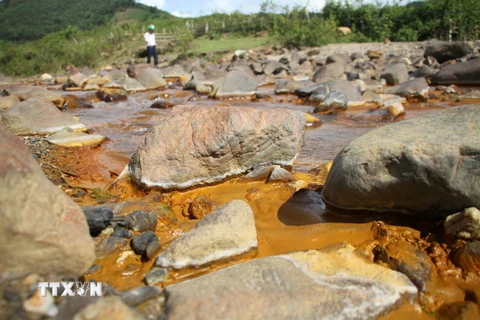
(144, 24), (158, 66)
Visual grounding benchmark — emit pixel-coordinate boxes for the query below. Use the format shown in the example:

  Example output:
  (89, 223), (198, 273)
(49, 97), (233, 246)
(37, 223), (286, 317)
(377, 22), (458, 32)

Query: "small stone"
(23, 288), (59, 317)
(131, 231), (158, 255)
(119, 286), (163, 307)
(144, 267), (169, 286)
(123, 210), (158, 232)
(145, 240), (161, 260)
(82, 207), (114, 237)
(442, 86), (456, 94)
(150, 100), (175, 109)
(267, 167), (295, 183)
(96, 236), (127, 258)
(188, 196), (219, 219)
(112, 228), (132, 239)
(444, 207), (480, 240)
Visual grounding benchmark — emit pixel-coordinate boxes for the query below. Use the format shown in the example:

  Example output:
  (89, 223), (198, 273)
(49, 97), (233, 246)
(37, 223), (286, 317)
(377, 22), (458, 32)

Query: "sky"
(136, 0), (406, 18)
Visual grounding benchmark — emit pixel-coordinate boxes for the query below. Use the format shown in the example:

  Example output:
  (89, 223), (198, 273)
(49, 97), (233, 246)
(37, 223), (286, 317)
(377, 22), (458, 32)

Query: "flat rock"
(2, 98), (87, 135)
(46, 128), (105, 147)
(432, 58), (480, 85)
(165, 243), (417, 320)
(0, 124), (95, 277)
(104, 77), (146, 92)
(454, 90), (480, 100)
(127, 105), (305, 190)
(322, 105), (480, 218)
(215, 70), (257, 98)
(135, 67), (167, 89)
(1, 84), (64, 107)
(424, 41), (474, 64)
(384, 77), (429, 100)
(156, 200), (257, 269)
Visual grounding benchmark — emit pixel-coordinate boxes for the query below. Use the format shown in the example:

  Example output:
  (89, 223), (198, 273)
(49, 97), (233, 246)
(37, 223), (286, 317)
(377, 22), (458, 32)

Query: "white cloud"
(171, 11), (192, 18)
(137, 0), (166, 9)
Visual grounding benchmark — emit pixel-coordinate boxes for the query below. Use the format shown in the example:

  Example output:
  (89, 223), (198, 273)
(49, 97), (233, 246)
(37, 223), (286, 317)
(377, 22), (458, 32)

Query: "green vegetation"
(0, 0), (479, 77)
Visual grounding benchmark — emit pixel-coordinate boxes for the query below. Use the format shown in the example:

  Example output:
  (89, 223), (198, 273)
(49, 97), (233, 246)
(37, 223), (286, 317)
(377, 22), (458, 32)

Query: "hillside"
(0, 0), (172, 42)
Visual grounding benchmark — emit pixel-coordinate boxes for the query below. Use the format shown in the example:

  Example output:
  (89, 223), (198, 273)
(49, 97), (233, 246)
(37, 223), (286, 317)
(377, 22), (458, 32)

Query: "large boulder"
(431, 58), (480, 85)
(2, 98), (86, 135)
(380, 63), (409, 85)
(313, 62), (345, 83)
(135, 67), (167, 89)
(214, 70), (258, 98)
(165, 243), (417, 320)
(424, 41), (474, 64)
(0, 124), (95, 278)
(322, 105), (480, 218)
(156, 200), (257, 269)
(127, 105), (306, 190)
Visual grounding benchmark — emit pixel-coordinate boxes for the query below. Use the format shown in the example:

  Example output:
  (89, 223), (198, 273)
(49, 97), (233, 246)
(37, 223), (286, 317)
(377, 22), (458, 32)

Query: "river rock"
(274, 79), (313, 94)
(104, 77), (146, 92)
(2, 98), (87, 135)
(267, 166), (295, 183)
(384, 77), (429, 100)
(431, 58), (480, 85)
(63, 95), (94, 109)
(69, 72), (89, 87)
(314, 91), (348, 113)
(96, 236), (127, 258)
(188, 196), (219, 219)
(156, 200), (257, 269)
(131, 231), (158, 256)
(23, 288), (58, 317)
(214, 70), (257, 98)
(127, 105), (305, 190)
(1, 84), (64, 107)
(263, 60), (287, 75)
(96, 87), (128, 102)
(162, 64), (190, 82)
(165, 243), (417, 320)
(313, 62), (345, 83)
(0, 124), (95, 277)
(380, 63), (409, 85)
(411, 65), (436, 79)
(135, 67), (167, 89)
(322, 105), (480, 218)
(451, 242), (480, 274)
(72, 296), (144, 320)
(45, 128), (105, 147)
(82, 206), (114, 237)
(327, 80), (365, 106)
(0, 94), (20, 110)
(444, 207), (480, 240)
(123, 210), (158, 232)
(454, 90), (480, 100)
(277, 189), (325, 225)
(424, 41), (474, 64)
(119, 286), (163, 307)
(326, 53), (352, 65)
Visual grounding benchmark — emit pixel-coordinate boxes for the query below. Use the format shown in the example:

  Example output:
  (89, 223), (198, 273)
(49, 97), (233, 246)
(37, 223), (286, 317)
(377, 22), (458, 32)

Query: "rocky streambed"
(1, 40), (480, 319)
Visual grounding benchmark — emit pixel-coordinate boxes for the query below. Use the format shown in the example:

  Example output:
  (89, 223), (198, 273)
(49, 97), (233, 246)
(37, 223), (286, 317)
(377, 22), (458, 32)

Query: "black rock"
(112, 227), (132, 239)
(123, 210), (158, 232)
(145, 240), (161, 260)
(82, 207), (114, 236)
(131, 231), (158, 255)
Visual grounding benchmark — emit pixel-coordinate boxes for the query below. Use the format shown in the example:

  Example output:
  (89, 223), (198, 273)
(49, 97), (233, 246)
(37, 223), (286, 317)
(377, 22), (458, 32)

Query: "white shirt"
(144, 32), (156, 47)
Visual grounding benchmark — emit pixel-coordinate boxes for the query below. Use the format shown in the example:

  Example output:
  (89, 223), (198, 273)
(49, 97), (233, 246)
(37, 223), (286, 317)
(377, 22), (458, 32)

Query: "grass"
(188, 36), (272, 54)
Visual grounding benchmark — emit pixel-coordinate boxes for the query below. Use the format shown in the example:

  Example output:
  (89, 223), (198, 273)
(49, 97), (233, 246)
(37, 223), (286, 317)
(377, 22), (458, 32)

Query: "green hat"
(148, 24), (155, 30)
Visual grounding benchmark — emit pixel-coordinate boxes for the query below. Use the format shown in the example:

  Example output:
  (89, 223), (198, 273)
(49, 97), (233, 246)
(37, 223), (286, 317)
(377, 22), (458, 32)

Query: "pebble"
(23, 288), (59, 317)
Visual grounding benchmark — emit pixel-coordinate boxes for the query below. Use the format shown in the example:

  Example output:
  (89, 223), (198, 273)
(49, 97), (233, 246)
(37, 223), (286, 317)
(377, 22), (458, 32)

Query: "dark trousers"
(147, 46), (158, 66)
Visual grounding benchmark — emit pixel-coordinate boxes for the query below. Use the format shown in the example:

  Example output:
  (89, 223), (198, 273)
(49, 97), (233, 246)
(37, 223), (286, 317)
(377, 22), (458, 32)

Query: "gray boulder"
(2, 98), (86, 135)
(424, 41), (474, 64)
(135, 67), (166, 89)
(263, 60), (287, 75)
(156, 200), (257, 269)
(128, 105), (305, 190)
(322, 105), (480, 218)
(0, 124), (95, 278)
(1, 84), (64, 107)
(215, 70), (258, 98)
(380, 63), (409, 85)
(274, 79), (314, 94)
(165, 243), (417, 320)
(104, 77), (146, 92)
(313, 62), (345, 83)
(431, 58), (480, 85)
(314, 91), (348, 113)
(327, 80), (365, 106)
(384, 77), (429, 100)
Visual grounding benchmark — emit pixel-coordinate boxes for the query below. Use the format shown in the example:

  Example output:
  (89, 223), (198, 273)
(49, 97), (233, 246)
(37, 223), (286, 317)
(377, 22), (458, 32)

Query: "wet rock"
(127, 105), (305, 190)
(322, 105), (480, 218)
(432, 58), (480, 85)
(274, 79), (313, 94)
(23, 288), (58, 317)
(278, 189), (325, 226)
(96, 87), (128, 102)
(96, 236), (127, 258)
(444, 207), (480, 240)
(69, 72), (89, 87)
(309, 84), (330, 101)
(123, 211), (158, 232)
(150, 99), (175, 109)
(165, 243), (416, 320)
(436, 301), (480, 320)
(82, 206), (114, 237)
(72, 296), (144, 320)
(2, 98), (87, 135)
(162, 64), (190, 82)
(46, 128), (105, 147)
(314, 91), (348, 113)
(214, 70), (257, 98)
(380, 63), (409, 85)
(424, 41), (474, 64)
(145, 240), (161, 260)
(378, 101), (405, 118)
(452, 242), (480, 274)
(294, 83), (322, 97)
(188, 196), (219, 219)
(442, 86), (457, 95)
(63, 94), (94, 109)
(312, 62), (345, 83)
(375, 241), (434, 292)
(454, 89), (480, 100)
(0, 94), (20, 110)
(144, 267), (168, 286)
(156, 200), (257, 269)
(327, 80), (366, 106)
(1, 84), (64, 107)
(195, 82), (212, 94)
(131, 231), (158, 256)
(112, 227), (132, 239)
(119, 286), (163, 307)
(0, 124), (95, 277)
(243, 166), (275, 181)
(267, 166), (295, 183)
(104, 77), (146, 92)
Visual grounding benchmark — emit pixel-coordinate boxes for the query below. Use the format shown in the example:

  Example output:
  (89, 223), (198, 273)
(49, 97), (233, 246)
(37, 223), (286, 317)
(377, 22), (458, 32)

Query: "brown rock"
(64, 94), (94, 109)
(452, 241), (480, 274)
(96, 87), (128, 102)
(188, 196), (219, 219)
